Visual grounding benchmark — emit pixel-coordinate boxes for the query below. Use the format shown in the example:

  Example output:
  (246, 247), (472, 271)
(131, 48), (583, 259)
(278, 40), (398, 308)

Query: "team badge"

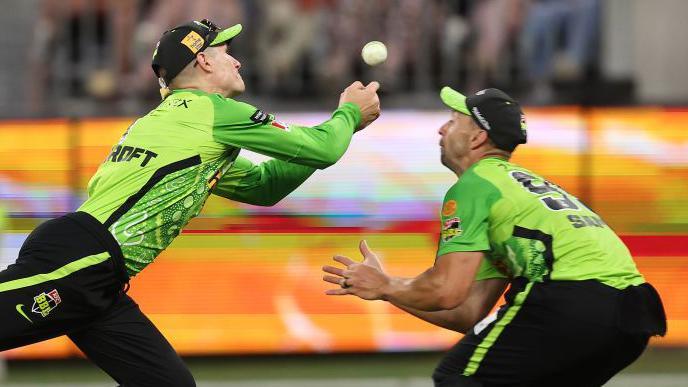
(442, 200), (457, 216)
(31, 289), (62, 318)
(441, 217), (462, 242)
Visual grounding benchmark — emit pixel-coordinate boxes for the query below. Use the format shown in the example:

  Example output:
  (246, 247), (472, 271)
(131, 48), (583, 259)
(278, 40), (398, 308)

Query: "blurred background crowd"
(1, 0), (686, 118)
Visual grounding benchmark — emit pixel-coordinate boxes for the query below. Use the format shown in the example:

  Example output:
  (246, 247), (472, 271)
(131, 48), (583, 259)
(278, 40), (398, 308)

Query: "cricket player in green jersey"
(0, 19), (380, 386)
(323, 88), (666, 386)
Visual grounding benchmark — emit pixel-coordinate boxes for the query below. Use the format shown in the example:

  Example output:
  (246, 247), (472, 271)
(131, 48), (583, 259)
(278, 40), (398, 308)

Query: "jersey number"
(510, 171), (580, 211)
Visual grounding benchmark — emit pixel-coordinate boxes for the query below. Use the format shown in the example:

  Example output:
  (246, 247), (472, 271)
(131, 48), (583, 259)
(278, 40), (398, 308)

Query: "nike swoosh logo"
(16, 304), (33, 324)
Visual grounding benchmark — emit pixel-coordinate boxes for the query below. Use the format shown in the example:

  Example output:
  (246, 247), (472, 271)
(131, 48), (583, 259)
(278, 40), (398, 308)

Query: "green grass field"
(3, 347), (687, 386)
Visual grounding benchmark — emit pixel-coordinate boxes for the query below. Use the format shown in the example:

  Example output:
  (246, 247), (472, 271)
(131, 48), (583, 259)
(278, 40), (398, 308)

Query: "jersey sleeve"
(474, 257), (508, 280)
(436, 172), (501, 256)
(210, 95), (361, 169)
(212, 156), (316, 206)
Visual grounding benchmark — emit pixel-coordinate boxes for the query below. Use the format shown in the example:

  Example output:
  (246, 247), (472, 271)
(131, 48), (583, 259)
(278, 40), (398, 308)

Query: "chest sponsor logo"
(107, 145), (158, 167)
(173, 99), (191, 108)
(442, 200), (457, 217)
(441, 217), (462, 242)
(32, 289), (62, 318)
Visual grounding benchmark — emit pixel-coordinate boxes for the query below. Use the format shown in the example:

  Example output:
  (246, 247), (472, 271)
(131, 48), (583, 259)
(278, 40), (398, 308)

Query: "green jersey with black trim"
(78, 89), (360, 276)
(437, 157), (644, 290)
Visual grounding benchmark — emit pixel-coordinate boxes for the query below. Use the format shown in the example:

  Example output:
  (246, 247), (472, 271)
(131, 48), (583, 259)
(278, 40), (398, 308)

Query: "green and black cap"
(440, 87), (528, 152)
(152, 19), (242, 86)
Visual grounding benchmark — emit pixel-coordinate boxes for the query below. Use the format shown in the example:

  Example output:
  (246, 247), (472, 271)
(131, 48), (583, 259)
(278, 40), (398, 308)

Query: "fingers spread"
(325, 288), (351, 296)
(359, 239), (373, 256)
(322, 275), (343, 285)
(322, 265), (345, 276)
(333, 255), (356, 266)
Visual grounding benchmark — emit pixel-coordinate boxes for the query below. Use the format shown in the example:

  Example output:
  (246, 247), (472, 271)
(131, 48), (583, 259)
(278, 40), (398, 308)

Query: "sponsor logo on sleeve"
(180, 31), (205, 54)
(271, 120), (290, 131)
(441, 217), (462, 242)
(442, 200), (457, 217)
(250, 109), (270, 124)
(31, 289), (62, 318)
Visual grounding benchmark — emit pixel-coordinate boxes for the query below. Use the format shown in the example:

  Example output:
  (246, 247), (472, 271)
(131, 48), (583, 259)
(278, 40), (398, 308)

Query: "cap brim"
(440, 86), (470, 116)
(210, 24), (242, 46)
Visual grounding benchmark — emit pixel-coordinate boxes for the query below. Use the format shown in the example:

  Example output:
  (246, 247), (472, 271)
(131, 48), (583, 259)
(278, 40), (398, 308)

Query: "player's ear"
(195, 51), (213, 73)
(471, 129), (490, 150)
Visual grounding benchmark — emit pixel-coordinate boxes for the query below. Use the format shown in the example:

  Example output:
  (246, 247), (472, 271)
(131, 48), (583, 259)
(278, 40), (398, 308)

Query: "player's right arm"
(211, 81), (380, 169)
(392, 277), (508, 334)
(212, 156), (316, 206)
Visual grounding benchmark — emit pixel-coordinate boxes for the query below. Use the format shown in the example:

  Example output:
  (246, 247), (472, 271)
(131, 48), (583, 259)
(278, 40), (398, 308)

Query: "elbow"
(316, 159), (337, 170)
(456, 310), (489, 335)
(227, 190), (283, 207)
(313, 133), (350, 169)
(323, 144), (348, 168)
(314, 151), (344, 169)
(252, 195), (283, 207)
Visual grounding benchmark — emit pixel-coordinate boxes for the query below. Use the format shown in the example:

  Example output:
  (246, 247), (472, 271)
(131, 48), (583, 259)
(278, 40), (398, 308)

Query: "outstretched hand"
(359, 239), (383, 271)
(322, 240), (388, 300)
(338, 81), (381, 132)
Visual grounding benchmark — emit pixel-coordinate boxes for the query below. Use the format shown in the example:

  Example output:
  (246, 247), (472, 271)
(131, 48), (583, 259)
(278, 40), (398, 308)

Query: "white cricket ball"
(361, 41), (387, 66)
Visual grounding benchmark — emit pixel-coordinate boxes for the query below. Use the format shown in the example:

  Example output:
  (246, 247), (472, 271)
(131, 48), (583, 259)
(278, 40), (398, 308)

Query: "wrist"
(380, 276), (403, 302)
(337, 102), (362, 131)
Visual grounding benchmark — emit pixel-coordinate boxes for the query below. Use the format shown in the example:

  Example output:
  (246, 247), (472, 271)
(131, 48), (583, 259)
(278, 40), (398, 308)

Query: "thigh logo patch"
(31, 289), (62, 318)
(15, 304), (32, 323)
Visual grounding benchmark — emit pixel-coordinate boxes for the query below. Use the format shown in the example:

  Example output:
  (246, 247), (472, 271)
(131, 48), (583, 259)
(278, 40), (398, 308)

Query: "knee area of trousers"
(172, 370), (196, 387)
(160, 365), (195, 387)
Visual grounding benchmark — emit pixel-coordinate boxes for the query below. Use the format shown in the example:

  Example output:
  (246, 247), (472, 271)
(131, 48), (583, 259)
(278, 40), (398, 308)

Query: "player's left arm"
(323, 172), (503, 311)
(212, 156), (316, 206)
(324, 244), (485, 312)
(392, 277), (508, 333)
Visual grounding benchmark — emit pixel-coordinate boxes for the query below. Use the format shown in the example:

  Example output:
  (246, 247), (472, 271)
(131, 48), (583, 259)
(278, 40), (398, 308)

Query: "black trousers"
(433, 278), (667, 387)
(0, 212), (195, 387)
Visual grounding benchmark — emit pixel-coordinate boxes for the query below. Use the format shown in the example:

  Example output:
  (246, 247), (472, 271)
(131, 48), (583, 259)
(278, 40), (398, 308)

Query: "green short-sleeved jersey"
(437, 157), (644, 290)
(78, 89), (360, 276)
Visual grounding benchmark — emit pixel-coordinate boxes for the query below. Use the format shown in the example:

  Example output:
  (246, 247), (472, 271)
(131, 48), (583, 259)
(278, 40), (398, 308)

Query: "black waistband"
(64, 211), (130, 285)
(505, 277), (666, 336)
